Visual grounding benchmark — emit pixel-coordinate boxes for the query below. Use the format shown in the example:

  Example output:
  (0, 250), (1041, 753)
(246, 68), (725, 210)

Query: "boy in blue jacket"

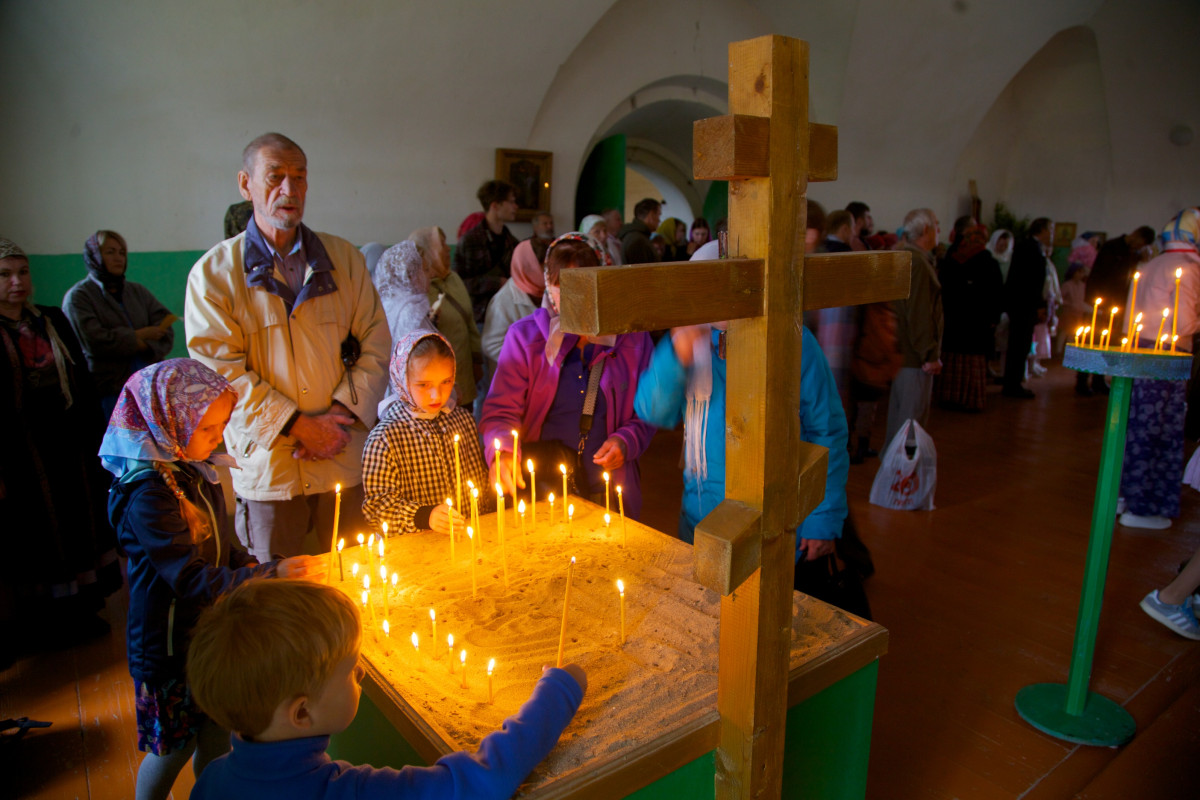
(634, 310), (849, 562)
(186, 579), (586, 800)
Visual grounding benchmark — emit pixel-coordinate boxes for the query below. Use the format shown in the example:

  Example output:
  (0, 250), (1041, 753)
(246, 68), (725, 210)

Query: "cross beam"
(558, 35), (910, 799)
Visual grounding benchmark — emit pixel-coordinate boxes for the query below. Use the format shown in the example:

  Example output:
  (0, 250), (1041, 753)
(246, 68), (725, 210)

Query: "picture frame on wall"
(495, 149), (552, 222)
(1054, 221), (1077, 249)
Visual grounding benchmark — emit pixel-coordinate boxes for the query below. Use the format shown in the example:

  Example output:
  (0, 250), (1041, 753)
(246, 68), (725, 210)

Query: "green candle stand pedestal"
(1014, 344), (1190, 746)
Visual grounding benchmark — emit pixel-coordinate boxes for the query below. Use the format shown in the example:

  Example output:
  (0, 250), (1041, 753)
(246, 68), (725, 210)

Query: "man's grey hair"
(241, 132), (305, 174)
(902, 208), (937, 243)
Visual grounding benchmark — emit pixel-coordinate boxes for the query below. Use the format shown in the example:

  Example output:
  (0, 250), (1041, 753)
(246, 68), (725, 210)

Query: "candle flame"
(429, 608), (435, 621)
(1135, 271), (1141, 280)
(363, 575), (370, 590)
(467, 526), (473, 540)
(1136, 312), (1143, 322)
(472, 487), (479, 499)
(381, 522), (388, 536)
(1162, 334), (1170, 344)
(337, 539), (344, 552)
(559, 463), (567, 475)
(518, 499), (526, 513)
(568, 504), (574, 518)
(1095, 297), (1102, 306)
(603, 471), (609, 482)
(380, 565), (386, 581)
(1178, 268), (1184, 279)
(617, 578), (624, 593)
(454, 433), (460, 442)
(487, 657), (495, 675)
(446, 497), (453, 508)
(383, 620), (390, 636)
(378, 540), (384, 557)
(1164, 308), (1171, 318)
(336, 483), (341, 493)
(526, 458), (533, 472)
(1122, 337), (1129, 345)
(1112, 306), (1119, 314)
(1102, 329), (1108, 337)
(570, 556), (576, 564)
(467, 479), (475, 489)
(391, 573), (398, 587)
(548, 492), (555, 503)
(368, 533), (375, 547)
(511, 429), (518, 437)
(448, 633), (454, 648)
(460, 649), (466, 664)
(494, 437), (501, 450)
(617, 485), (623, 495)
(352, 562), (359, 577)
(361, 590), (368, 606)
(495, 483), (503, 497)
(605, 513), (611, 526)
(411, 632), (418, 650)
(357, 533), (365, 545)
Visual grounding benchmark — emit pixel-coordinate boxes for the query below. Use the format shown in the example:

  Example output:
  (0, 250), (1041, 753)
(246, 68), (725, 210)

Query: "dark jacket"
(109, 463), (274, 683)
(1004, 238), (1048, 321)
(940, 248), (1004, 354)
(453, 221), (518, 324)
(618, 219), (656, 265)
(1087, 236), (1139, 308)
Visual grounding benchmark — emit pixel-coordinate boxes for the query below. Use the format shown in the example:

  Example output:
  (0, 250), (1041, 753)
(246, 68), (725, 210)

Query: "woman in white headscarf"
(372, 241), (433, 345)
(578, 215), (615, 266)
(988, 229), (1015, 376)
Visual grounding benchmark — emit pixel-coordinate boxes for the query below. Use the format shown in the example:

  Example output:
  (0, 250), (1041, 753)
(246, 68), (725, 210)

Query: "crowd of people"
(2, 128), (1198, 798)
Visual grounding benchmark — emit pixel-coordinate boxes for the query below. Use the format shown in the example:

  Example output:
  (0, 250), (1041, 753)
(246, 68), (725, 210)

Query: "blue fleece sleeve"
(634, 334), (688, 429)
(351, 668), (584, 799)
(796, 326), (850, 550)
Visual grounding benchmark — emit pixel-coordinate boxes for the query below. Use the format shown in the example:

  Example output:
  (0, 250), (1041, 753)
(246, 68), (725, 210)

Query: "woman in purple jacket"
(481, 234), (655, 519)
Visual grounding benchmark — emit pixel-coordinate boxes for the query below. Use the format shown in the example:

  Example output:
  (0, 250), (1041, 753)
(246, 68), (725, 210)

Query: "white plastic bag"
(869, 419), (937, 510)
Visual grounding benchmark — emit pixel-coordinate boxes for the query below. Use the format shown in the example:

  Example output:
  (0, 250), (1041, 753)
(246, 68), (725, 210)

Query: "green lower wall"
(331, 660), (878, 799)
(26, 250), (204, 360)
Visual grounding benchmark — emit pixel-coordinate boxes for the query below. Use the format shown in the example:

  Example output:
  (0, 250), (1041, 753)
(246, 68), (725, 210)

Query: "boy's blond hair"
(187, 579), (361, 737)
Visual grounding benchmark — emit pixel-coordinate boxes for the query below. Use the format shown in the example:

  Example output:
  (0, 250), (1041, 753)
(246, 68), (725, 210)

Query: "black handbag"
(793, 516), (874, 620)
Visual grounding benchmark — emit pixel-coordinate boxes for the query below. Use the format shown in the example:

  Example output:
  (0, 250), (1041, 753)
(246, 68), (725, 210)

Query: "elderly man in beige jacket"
(185, 132), (390, 560)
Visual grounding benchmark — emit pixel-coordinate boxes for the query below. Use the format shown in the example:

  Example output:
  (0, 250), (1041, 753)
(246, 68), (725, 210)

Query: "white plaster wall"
(2, 0), (1196, 254)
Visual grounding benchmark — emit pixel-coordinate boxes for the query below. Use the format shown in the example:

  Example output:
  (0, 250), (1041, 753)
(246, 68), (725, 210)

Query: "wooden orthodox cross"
(559, 35), (911, 799)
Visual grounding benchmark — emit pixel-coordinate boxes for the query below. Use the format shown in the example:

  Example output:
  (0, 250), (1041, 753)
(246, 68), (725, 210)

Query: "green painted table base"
(1016, 345), (1189, 747)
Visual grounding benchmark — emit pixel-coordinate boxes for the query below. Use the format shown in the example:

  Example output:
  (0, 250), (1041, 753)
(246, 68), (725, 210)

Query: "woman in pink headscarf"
(479, 238), (546, 406)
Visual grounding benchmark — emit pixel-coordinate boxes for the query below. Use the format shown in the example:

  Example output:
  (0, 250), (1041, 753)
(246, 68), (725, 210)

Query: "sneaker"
(1116, 497), (1127, 516)
(1119, 512), (1172, 530)
(1140, 591), (1200, 640)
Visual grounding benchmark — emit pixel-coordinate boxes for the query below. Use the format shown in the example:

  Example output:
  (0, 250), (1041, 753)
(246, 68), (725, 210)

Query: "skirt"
(936, 352), (988, 411)
(1120, 378), (1186, 518)
(134, 677), (206, 755)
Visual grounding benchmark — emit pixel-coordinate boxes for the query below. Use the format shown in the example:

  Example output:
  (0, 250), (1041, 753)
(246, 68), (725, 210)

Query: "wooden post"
(557, 33), (912, 800)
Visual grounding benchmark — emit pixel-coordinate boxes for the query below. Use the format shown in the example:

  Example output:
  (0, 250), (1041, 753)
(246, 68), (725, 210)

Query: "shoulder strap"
(576, 358), (606, 458)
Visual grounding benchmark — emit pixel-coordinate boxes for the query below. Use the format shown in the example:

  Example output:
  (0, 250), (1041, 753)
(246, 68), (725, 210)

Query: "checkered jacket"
(362, 403), (490, 535)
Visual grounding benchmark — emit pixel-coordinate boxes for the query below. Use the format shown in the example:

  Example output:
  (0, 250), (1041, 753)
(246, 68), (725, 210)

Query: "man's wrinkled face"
(239, 146), (307, 233)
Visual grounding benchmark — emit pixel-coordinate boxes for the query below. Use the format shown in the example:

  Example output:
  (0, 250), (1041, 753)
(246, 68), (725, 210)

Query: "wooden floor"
(4, 362), (1198, 799)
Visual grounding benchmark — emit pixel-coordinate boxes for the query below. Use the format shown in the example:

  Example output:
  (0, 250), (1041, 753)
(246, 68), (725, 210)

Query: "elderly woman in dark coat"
(0, 236), (121, 661)
(63, 230), (176, 417)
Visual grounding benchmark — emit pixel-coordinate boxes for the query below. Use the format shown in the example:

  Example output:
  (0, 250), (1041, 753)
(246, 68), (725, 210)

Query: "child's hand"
(669, 324), (709, 367)
(546, 663), (588, 695)
(489, 452), (526, 496)
(277, 555), (328, 582)
(429, 503), (467, 535)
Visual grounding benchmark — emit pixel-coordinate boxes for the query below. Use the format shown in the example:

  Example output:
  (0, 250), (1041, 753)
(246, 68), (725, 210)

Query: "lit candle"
(1121, 336), (1129, 352)
(351, 562), (359, 580)
(511, 430), (519, 519)
(381, 521), (388, 539)
(518, 499), (527, 546)
(429, 608), (436, 644)
(617, 579), (626, 644)
(548, 492), (555, 526)
(1089, 298), (1101, 346)
(368, 533), (376, 576)
(496, 483), (509, 589)
(391, 572), (398, 597)
(378, 538), (385, 562)
(357, 532), (365, 554)
(487, 658), (496, 704)
(446, 498), (455, 561)
(559, 463), (568, 506)
(1127, 271), (1140, 344)
(470, 486), (481, 554)
(1107, 307), (1118, 347)
(411, 632), (420, 665)
(557, 557), (575, 668)
(1135, 323), (1144, 351)
(617, 485), (627, 548)
(1156, 309), (1169, 351)
(604, 512), (611, 534)
(1083, 326), (1091, 346)
(467, 526), (477, 598)
(1100, 329), (1109, 349)
(1074, 326), (1083, 346)
(383, 618), (390, 644)
(336, 538), (344, 582)
(567, 503), (574, 538)
(363, 575), (376, 627)
(454, 433), (462, 510)
(460, 649), (467, 689)
(447, 633), (455, 673)
(1161, 334), (1171, 350)
(603, 471), (610, 517)
(380, 565), (388, 622)
(328, 483), (342, 584)
(526, 459), (536, 526)
(1173, 268), (1183, 351)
